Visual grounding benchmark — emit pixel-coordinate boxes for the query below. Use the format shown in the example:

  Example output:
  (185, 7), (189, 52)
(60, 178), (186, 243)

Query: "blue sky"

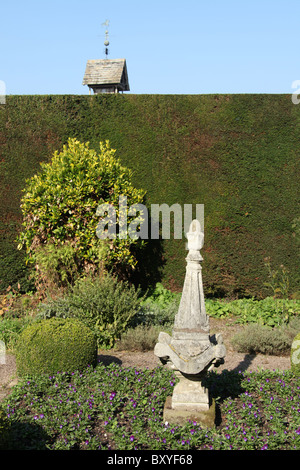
(1, 0), (300, 95)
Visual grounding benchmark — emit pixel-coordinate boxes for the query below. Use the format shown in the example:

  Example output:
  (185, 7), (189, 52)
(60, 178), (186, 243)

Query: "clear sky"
(1, 0), (300, 95)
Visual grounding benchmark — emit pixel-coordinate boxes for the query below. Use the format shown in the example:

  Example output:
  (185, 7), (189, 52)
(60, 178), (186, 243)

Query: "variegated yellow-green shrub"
(17, 138), (146, 291)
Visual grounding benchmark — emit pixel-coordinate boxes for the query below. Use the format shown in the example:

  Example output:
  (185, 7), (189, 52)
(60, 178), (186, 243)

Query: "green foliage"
(264, 257), (291, 302)
(132, 282), (181, 327)
(1, 95), (299, 297)
(32, 242), (81, 292)
(135, 300), (179, 328)
(17, 138), (146, 290)
(206, 297), (300, 327)
(36, 274), (143, 349)
(143, 282), (180, 309)
(116, 324), (167, 352)
(15, 317), (97, 377)
(141, 283), (300, 328)
(3, 365), (300, 450)
(231, 318), (300, 355)
(292, 217), (300, 243)
(291, 332), (300, 376)
(0, 407), (10, 450)
(0, 316), (33, 351)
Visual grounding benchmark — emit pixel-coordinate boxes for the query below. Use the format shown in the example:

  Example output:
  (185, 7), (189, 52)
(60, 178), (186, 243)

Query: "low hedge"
(15, 317), (97, 377)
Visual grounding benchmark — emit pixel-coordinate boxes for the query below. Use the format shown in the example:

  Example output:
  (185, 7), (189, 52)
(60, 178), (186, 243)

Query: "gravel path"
(97, 349), (291, 372)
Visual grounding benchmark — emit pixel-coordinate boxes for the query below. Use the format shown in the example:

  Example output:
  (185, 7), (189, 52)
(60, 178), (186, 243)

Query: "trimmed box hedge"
(15, 317), (97, 376)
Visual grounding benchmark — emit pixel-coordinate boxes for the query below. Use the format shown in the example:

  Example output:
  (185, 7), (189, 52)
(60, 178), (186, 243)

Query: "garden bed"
(0, 317), (292, 393)
(1, 360), (299, 450)
(0, 315), (298, 451)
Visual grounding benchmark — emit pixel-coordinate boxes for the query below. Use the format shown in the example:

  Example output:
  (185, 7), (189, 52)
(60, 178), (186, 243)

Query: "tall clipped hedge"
(0, 94), (299, 297)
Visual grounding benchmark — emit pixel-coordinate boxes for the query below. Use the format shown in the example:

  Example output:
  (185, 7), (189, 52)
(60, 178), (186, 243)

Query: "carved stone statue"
(154, 220), (226, 425)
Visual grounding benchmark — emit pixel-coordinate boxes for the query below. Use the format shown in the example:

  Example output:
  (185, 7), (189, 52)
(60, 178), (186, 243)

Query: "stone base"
(171, 375), (210, 411)
(163, 396), (216, 428)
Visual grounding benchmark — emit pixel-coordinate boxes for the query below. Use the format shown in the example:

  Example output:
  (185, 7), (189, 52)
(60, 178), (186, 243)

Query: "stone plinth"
(171, 373), (209, 411)
(163, 396), (216, 428)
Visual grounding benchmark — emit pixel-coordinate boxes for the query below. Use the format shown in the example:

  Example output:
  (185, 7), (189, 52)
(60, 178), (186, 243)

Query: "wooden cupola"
(82, 58), (130, 94)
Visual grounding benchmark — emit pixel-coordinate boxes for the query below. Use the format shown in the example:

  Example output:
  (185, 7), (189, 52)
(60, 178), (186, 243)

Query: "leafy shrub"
(37, 274), (143, 349)
(130, 282), (180, 328)
(116, 324), (171, 352)
(17, 138), (146, 291)
(15, 317), (97, 376)
(205, 299), (233, 318)
(143, 282), (180, 309)
(0, 316), (33, 351)
(231, 317), (300, 356)
(133, 298), (179, 328)
(33, 242), (81, 294)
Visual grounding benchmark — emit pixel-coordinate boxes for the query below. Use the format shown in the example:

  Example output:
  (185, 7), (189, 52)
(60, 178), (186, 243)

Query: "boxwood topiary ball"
(15, 317), (97, 377)
(291, 332), (300, 376)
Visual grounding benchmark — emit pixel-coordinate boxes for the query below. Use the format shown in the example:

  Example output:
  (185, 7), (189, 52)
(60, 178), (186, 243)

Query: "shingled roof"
(82, 58), (130, 92)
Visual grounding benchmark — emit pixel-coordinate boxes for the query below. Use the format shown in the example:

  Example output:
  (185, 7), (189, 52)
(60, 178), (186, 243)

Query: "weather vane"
(102, 19), (110, 58)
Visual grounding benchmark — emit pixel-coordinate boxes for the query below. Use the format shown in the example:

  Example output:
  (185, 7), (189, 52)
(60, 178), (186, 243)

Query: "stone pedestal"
(163, 396), (216, 428)
(171, 373), (209, 411)
(163, 370), (216, 427)
(154, 220), (226, 428)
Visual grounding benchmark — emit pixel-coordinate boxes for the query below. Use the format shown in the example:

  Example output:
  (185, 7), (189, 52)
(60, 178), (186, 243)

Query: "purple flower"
(130, 435), (135, 442)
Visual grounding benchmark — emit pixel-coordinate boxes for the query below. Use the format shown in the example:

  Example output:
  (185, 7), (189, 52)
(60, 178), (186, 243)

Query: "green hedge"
(15, 317), (97, 376)
(0, 94), (299, 297)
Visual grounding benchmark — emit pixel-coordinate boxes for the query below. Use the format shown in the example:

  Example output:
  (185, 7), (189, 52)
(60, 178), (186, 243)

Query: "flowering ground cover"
(2, 362), (300, 450)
